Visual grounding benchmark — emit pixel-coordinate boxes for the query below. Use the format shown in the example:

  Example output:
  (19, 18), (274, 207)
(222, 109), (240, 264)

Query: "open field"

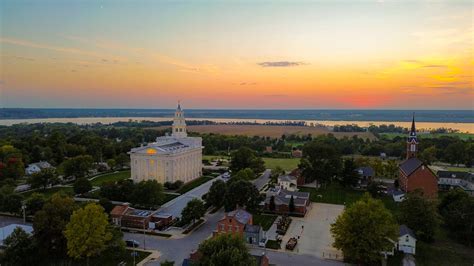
(91, 170), (131, 186)
(380, 132), (474, 140)
(151, 125), (376, 140)
(263, 157), (300, 171)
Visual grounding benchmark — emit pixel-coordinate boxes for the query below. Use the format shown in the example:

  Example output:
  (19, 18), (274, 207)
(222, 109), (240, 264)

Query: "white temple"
(129, 103), (203, 184)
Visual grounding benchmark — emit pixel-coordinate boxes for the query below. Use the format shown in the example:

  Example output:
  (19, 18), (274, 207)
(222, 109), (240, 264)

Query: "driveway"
(253, 169), (272, 191)
(158, 176), (225, 218)
(281, 203), (344, 259)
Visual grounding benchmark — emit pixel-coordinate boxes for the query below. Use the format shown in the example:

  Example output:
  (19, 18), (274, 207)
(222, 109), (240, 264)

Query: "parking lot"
(281, 203), (344, 260)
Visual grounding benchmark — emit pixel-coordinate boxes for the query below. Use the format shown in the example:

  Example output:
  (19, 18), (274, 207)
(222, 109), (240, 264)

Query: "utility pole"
(143, 220), (146, 250)
(21, 205), (26, 224)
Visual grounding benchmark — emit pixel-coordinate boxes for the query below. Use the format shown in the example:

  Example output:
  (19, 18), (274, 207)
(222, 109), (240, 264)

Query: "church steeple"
(406, 113), (418, 159)
(172, 102), (187, 138)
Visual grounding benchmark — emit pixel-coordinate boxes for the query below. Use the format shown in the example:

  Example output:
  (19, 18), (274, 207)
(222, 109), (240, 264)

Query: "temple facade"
(129, 103), (203, 184)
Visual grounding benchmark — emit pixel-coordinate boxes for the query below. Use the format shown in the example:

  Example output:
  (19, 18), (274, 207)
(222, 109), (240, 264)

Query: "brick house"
(215, 209), (263, 245)
(398, 115), (438, 198)
(264, 188), (310, 216)
(289, 168), (306, 186)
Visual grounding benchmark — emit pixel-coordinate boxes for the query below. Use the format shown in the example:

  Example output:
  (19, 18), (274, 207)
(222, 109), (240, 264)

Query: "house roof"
(278, 175), (296, 183)
(356, 166), (375, 177)
(399, 157), (423, 176)
(226, 209), (252, 225)
(267, 189), (310, 207)
(244, 224), (261, 234)
(0, 224), (34, 245)
(437, 171), (473, 181)
(400, 224), (416, 238)
(28, 161), (52, 169)
(289, 168), (301, 177)
(110, 205), (130, 216)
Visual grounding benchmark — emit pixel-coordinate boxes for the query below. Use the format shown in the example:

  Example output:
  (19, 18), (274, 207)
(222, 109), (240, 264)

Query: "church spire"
(406, 112), (418, 159)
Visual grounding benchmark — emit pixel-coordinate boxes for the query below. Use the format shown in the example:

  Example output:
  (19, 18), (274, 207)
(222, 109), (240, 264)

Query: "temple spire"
(172, 101), (187, 138)
(410, 112), (416, 136)
(406, 112), (418, 159)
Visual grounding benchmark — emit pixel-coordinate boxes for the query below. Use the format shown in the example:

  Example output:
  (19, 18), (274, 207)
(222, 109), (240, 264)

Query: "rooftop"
(226, 209), (252, 225)
(399, 157), (423, 176)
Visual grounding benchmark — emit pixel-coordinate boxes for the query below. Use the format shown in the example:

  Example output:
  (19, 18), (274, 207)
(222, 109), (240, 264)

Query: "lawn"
(91, 170), (131, 186)
(162, 193), (179, 204)
(445, 166), (474, 172)
(263, 157), (300, 171)
(252, 213), (277, 231)
(21, 186), (74, 199)
(176, 176), (213, 194)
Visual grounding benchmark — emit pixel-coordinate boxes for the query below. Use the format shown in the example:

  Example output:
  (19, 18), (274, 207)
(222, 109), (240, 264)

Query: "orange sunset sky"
(0, 0), (473, 109)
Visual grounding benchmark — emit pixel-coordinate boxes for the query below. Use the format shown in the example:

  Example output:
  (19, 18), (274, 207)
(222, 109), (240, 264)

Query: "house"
(25, 161), (53, 175)
(398, 115), (438, 198)
(110, 204), (168, 229)
(437, 171), (474, 196)
(278, 175), (298, 191)
(291, 149), (303, 158)
(0, 224), (33, 247)
(398, 224), (417, 255)
(265, 146), (273, 153)
(264, 187), (310, 216)
(356, 166), (375, 188)
(289, 168), (306, 186)
(215, 209), (263, 245)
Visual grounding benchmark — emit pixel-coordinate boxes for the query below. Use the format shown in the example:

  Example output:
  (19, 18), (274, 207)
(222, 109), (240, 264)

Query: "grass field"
(91, 170), (131, 186)
(263, 157), (300, 171)
(21, 186), (74, 199)
(380, 132), (473, 140)
(445, 166), (474, 172)
(252, 213), (277, 231)
(176, 176), (213, 194)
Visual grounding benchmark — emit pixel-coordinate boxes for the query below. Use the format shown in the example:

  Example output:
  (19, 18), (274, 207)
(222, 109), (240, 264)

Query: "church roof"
(399, 157), (423, 176)
(408, 113), (417, 143)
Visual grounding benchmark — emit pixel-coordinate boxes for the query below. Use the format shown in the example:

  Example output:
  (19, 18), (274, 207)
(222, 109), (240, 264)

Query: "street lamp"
(21, 205), (26, 224)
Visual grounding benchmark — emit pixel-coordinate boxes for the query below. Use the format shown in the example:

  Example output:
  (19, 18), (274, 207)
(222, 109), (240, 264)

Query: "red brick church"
(398, 114), (438, 198)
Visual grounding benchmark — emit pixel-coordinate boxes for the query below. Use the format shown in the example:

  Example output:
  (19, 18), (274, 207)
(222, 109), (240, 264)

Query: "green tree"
(206, 180), (227, 207)
(300, 142), (342, 185)
(73, 177), (92, 195)
(114, 153), (129, 169)
(2, 193), (24, 214)
(98, 197), (114, 214)
(1, 227), (37, 266)
(331, 193), (398, 264)
(25, 192), (46, 215)
(130, 180), (164, 208)
(271, 166), (285, 183)
(230, 147), (265, 173)
(341, 158), (359, 187)
(61, 155), (94, 179)
(399, 191), (440, 242)
(64, 203), (112, 263)
(233, 168), (256, 180)
(224, 180), (261, 212)
(106, 159), (116, 170)
(419, 146), (437, 165)
(197, 233), (257, 266)
(289, 195), (295, 213)
(438, 189), (474, 246)
(181, 198), (206, 225)
(444, 142), (466, 166)
(33, 193), (76, 258)
(27, 168), (59, 190)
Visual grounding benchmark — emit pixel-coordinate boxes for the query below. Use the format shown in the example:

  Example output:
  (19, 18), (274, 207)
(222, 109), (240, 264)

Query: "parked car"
(258, 238), (267, 247)
(125, 239), (140, 248)
(286, 237), (298, 250)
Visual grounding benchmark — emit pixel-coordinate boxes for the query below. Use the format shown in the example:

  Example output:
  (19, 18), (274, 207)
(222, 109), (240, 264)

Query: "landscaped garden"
(262, 157), (299, 171)
(90, 170), (131, 186)
(252, 213), (277, 231)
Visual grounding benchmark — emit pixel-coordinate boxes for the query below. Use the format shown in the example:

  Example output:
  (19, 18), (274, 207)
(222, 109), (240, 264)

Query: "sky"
(0, 0), (472, 109)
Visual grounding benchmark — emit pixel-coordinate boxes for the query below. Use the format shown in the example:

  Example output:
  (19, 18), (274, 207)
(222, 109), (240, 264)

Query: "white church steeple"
(172, 101), (187, 138)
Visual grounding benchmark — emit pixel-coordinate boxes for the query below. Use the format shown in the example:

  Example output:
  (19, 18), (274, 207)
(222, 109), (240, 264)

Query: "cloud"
(257, 61), (306, 67)
(423, 64), (447, 68)
(239, 82), (257, 86)
(264, 94), (288, 97)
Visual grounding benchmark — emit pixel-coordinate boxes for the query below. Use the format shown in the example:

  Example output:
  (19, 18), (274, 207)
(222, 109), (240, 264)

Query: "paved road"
(250, 249), (344, 266)
(253, 169), (272, 191)
(158, 176), (225, 218)
(124, 209), (224, 265)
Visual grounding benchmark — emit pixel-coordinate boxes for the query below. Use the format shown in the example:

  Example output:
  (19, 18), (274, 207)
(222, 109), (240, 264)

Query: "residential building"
(129, 103), (203, 184)
(289, 168), (306, 186)
(356, 166), (374, 188)
(25, 161), (53, 175)
(291, 149), (303, 158)
(264, 187), (310, 216)
(437, 170), (474, 196)
(278, 175), (298, 191)
(110, 204), (172, 229)
(398, 115), (438, 198)
(215, 209), (263, 245)
(398, 224), (417, 255)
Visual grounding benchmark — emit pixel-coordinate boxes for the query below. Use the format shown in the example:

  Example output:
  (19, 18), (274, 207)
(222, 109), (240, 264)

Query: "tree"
(224, 180), (261, 212)
(341, 158), (358, 187)
(230, 147), (265, 173)
(27, 168), (59, 190)
(399, 191), (440, 242)
(206, 180), (226, 207)
(419, 146), (437, 165)
(181, 198), (206, 225)
(269, 195), (276, 212)
(130, 180), (164, 208)
(61, 155), (94, 179)
(64, 203), (112, 263)
(444, 142), (466, 166)
(233, 168), (256, 180)
(25, 192), (46, 215)
(197, 233), (257, 266)
(289, 195), (295, 213)
(73, 177), (92, 195)
(98, 197), (114, 214)
(271, 166), (285, 183)
(115, 153), (129, 169)
(367, 181), (384, 198)
(106, 159), (116, 170)
(438, 189), (474, 246)
(331, 193), (398, 264)
(2, 193), (23, 214)
(1, 227), (37, 266)
(299, 142), (342, 185)
(33, 193), (76, 258)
